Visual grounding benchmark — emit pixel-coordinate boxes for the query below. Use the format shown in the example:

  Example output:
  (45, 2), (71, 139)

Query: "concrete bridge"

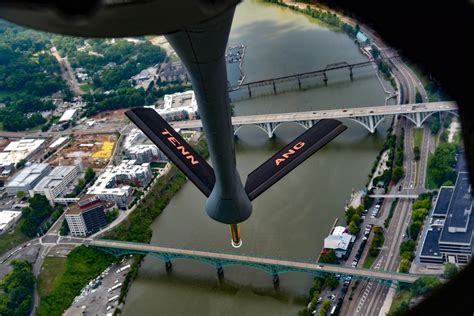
(88, 239), (425, 284)
(171, 101), (457, 136)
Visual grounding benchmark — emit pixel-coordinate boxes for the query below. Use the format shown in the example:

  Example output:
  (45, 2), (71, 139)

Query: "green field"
(388, 290), (411, 315)
(38, 257), (67, 298)
(414, 128), (424, 149)
(0, 219), (30, 256)
(79, 83), (93, 93)
(363, 253), (377, 269)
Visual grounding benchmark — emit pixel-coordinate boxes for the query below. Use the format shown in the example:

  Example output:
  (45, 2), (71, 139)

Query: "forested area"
(0, 21), (67, 131)
(0, 260), (35, 315)
(427, 142), (458, 189)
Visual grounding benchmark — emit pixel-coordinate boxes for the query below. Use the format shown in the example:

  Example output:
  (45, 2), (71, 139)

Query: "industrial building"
(65, 195), (108, 237)
(30, 165), (79, 205)
(59, 109), (78, 122)
(0, 210), (22, 233)
(5, 163), (52, 196)
(87, 160), (152, 209)
(0, 139), (46, 174)
(419, 156), (473, 265)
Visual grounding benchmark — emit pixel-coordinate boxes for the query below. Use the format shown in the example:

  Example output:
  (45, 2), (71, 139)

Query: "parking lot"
(64, 259), (133, 316)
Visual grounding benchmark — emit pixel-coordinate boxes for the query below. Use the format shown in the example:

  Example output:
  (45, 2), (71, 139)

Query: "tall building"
(123, 129), (167, 163)
(5, 163), (51, 196)
(65, 195), (108, 237)
(419, 155), (473, 265)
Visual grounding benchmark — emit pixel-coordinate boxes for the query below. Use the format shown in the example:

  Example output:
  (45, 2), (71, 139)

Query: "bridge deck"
(170, 101), (456, 129)
(90, 239), (422, 283)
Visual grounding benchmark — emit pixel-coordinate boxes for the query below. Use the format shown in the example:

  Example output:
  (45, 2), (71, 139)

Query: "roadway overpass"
(88, 239), (425, 284)
(171, 101), (457, 136)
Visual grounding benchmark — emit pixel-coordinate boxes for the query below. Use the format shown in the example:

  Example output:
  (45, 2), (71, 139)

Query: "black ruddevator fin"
(244, 119), (347, 201)
(126, 108), (215, 197)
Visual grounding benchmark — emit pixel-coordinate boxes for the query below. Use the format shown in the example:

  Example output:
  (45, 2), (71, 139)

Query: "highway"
(169, 101), (456, 129)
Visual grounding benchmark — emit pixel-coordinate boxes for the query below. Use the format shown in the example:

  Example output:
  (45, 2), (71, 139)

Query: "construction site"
(48, 133), (118, 170)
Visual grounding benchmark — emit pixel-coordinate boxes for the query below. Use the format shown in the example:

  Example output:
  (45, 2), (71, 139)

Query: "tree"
(16, 191), (25, 199)
(412, 276), (441, 296)
(323, 275), (339, 290)
(400, 240), (416, 254)
(409, 221), (422, 240)
(443, 263), (458, 279)
(392, 165), (404, 183)
(349, 220), (360, 235)
(84, 167), (95, 183)
(319, 249), (337, 264)
(399, 258), (411, 273)
(0, 179), (4, 187)
(414, 146), (420, 161)
(415, 91), (423, 103)
(318, 299), (331, 316)
(15, 159), (27, 169)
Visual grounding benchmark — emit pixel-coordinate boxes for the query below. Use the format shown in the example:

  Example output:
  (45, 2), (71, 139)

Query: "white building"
(0, 210), (22, 233)
(123, 128), (166, 163)
(0, 139), (46, 173)
(323, 226), (356, 259)
(49, 137), (69, 149)
(146, 90), (198, 121)
(30, 165), (79, 205)
(87, 160), (152, 209)
(59, 109), (78, 122)
(5, 163), (52, 196)
(65, 195), (108, 237)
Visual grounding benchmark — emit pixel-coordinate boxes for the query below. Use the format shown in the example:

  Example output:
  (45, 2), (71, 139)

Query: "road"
(51, 48), (84, 96)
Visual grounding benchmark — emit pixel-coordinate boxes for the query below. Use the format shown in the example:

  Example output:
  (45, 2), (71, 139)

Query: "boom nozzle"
(230, 224), (242, 248)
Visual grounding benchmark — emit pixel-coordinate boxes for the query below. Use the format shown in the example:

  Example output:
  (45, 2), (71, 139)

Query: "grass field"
(388, 290), (411, 315)
(38, 257), (67, 298)
(414, 128), (423, 149)
(363, 253), (377, 269)
(0, 219), (29, 256)
(79, 83), (93, 93)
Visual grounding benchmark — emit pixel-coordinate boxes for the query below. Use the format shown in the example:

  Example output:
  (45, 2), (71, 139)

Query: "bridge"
(54, 197), (80, 204)
(88, 239), (425, 284)
(171, 101), (457, 136)
(369, 194), (419, 199)
(228, 58), (398, 99)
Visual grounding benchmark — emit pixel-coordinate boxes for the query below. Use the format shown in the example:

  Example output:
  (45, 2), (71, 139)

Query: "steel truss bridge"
(228, 58), (396, 95)
(88, 239), (426, 285)
(171, 101), (457, 136)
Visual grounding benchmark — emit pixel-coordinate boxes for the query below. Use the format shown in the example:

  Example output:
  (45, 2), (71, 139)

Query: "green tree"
(16, 191), (26, 199)
(84, 167), (95, 183)
(443, 263), (458, 279)
(319, 249), (337, 264)
(409, 222), (422, 240)
(412, 276), (441, 296)
(414, 146), (420, 161)
(15, 159), (27, 169)
(399, 258), (411, 273)
(0, 179), (4, 187)
(318, 299), (331, 316)
(349, 220), (360, 235)
(392, 165), (404, 183)
(415, 91), (423, 103)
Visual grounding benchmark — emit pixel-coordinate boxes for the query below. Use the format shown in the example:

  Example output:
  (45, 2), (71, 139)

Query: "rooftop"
(49, 137), (68, 149)
(439, 171), (474, 245)
(59, 109), (77, 122)
(67, 195), (103, 215)
(420, 226), (443, 259)
(432, 186), (454, 217)
(324, 233), (352, 251)
(6, 164), (50, 188)
(33, 165), (77, 191)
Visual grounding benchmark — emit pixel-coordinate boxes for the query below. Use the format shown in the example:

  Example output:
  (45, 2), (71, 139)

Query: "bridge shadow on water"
(136, 258), (309, 304)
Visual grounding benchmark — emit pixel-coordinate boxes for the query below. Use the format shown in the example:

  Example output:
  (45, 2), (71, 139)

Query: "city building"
(0, 210), (22, 233)
(5, 163), (51, 196)
(323, 226), (355, 259)
(87, 160), (152, 209)
(146, 90), (198, 121)
(123, 128), (167, 163)
(419, 156), (473, 265)
(59, 109), (78, 123)
(0, 139), (46, 173)
(30, 165), (79, 205)
(65, 195), (108, 237)
(159, 61), (189, 83)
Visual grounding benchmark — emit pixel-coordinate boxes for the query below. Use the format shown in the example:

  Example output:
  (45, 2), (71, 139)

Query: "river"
(122, 1), (394, 315)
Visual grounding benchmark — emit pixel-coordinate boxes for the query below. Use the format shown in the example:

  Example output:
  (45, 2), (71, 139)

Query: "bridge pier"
(165, 260), (172, 270)
(217, 266), (224, 278)
(272, 80), (277, 95)
(272, 273), (280, 285)
(323, 72), (328, 86)
(297, 77), (302, 89)
(247, 85), (252, 98)
(351, 115), (385, 134)
(349, 66), (353, 80)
